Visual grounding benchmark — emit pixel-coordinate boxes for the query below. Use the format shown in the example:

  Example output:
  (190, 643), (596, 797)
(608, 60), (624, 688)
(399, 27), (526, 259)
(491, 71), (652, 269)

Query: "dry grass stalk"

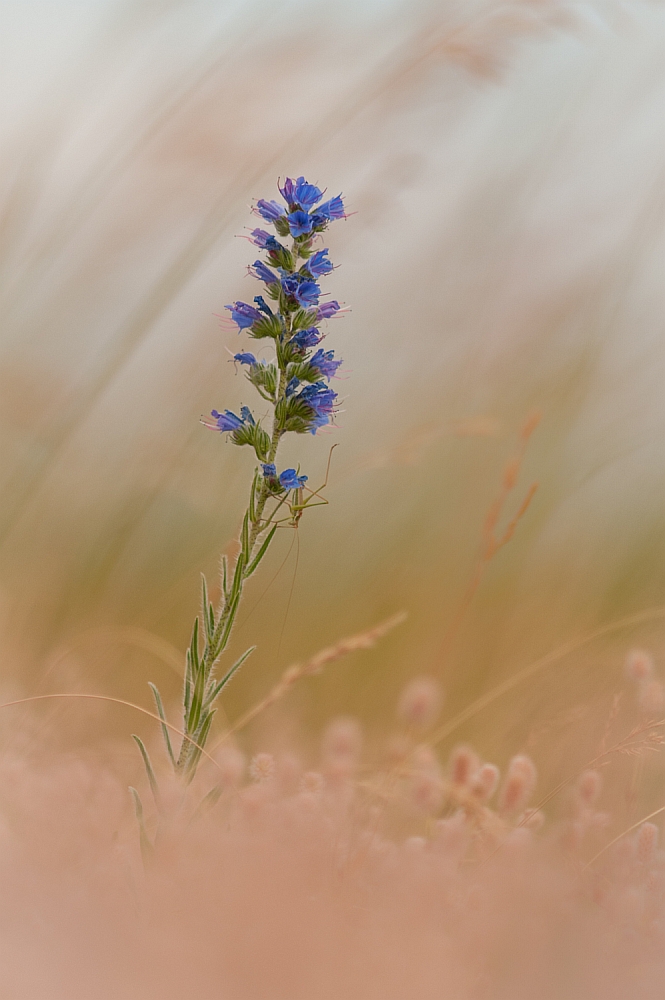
(210, 612), (407, 751)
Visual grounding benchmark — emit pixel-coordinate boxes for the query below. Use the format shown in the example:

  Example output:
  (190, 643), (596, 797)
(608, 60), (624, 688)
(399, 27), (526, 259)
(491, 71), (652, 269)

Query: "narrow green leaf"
(148, 682), (175, 768)
(201, 575), (213, 644)
(129, 786), (153, 861)
(190, 616), (200, 673)
(185, 710), (216, 782)
(132, 735), (161, 809)
(217, 588), (241, 656)
(204, 646), (256, 708)
(241, 511), (250, 561)
(230, 552), (245, 603)
(245, 524), (278, 577)
(189, 658), (206, 733)
(221, 555), (228, 599)
(192, 785), (222, 821)
(249, 470), (258, 523)
(184, 649), (192, 713)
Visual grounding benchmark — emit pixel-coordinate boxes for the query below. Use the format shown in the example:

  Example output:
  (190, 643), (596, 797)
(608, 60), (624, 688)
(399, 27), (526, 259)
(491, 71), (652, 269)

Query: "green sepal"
(291, 307), (318, 331)
(232, 421), (271, 462)
(249, 313), (282, 339)
(275, 394), (314, 434)
(148, 682), (176, 768)
(248, 362), (278, 398)
(286, 360), (321, 384)
(268, 245), (294, 270)
(274, 217), (290, 237)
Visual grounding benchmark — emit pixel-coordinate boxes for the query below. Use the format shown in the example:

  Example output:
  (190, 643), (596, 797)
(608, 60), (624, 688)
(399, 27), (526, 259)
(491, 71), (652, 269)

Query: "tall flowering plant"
(136, 177), (346, 787)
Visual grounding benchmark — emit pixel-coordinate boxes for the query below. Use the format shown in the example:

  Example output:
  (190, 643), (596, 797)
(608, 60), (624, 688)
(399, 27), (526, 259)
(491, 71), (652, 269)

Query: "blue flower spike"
(155, 175), (350, 784)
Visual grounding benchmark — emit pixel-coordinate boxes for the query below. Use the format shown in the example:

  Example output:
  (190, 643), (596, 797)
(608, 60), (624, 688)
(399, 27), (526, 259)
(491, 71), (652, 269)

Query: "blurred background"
(2, 0), (665, 784)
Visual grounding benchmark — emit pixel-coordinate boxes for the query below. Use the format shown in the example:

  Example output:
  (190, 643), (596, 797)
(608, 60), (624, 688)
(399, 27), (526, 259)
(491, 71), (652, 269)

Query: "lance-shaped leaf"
(204, 646), (256, 710)
(148, 682), (175, 768)
(245, 524), (277, 578)
(132, 735), (161, 808)
(129, 786), (153, 861)
(185, 710), (216, 782)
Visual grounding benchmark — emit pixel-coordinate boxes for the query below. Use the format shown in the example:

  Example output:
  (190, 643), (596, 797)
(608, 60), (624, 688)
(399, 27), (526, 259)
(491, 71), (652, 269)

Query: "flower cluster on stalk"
(207, 176), (346, 492)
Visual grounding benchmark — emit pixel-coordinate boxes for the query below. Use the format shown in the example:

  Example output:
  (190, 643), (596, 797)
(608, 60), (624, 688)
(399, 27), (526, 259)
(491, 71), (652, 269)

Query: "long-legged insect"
(286, 443), (338, 528)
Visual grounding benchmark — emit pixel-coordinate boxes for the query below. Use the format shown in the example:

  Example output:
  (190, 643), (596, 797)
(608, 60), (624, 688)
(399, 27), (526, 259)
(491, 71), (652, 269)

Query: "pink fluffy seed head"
(636, 822), (659, 865)
(449, 744), (480, 787)
(397, 675), (443, 728)
(249, 752), (275, 783)
(321, 716), (363, 763)
(498, 755), (537, 817)
(625, 648), (655, 683)
(471, 763), (500, 802)
(577, 769), (602, 808)
(299, 771), (325, 794)
(638, 679), (665, 716)
(410, 772), (444, 814)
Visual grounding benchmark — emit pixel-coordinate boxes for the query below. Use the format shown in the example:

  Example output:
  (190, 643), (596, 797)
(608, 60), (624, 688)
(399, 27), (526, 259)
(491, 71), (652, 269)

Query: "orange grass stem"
(584, 804), (665, 870)
(0, 693), (222, 774)
(438, 412), (540, 661)
(426, 604), (665, 752)
(210, 611), (407, 752)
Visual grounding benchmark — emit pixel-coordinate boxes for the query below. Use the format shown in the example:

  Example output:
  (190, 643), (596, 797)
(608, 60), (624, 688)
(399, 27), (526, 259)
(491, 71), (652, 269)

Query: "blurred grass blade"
(132, 734), (161, 809)
(148, 682), (175, 768)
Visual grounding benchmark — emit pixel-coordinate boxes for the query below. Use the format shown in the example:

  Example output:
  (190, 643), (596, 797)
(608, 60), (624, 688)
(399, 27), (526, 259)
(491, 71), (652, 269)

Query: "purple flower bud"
(310, 348), (342, 380)
(210, 409), (244, 432)
(305, 249), (333, 278)
(291, 327), (322, 350)
(240, 406), (255, 425)
(261, 463), (277, 478)
(315, 194), (345, 221)
(253, 295), (273, 316)
(225, 301), (262, 330)
(285, 377), (300, 397)
(317, 300), (341, 321)
(299, 382), (338, 433)
(251, 260), (279, 284)
(281, 275), (320, 307)
(233, 352), (257, 366)
(251, 229), (280, 249)
(255, 199), (285, 223)
(279, 468), (308, 490)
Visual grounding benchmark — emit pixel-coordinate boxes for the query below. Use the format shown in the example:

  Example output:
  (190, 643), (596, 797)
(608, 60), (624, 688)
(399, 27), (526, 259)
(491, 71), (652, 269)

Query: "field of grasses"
(3, 1), (665, 996)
